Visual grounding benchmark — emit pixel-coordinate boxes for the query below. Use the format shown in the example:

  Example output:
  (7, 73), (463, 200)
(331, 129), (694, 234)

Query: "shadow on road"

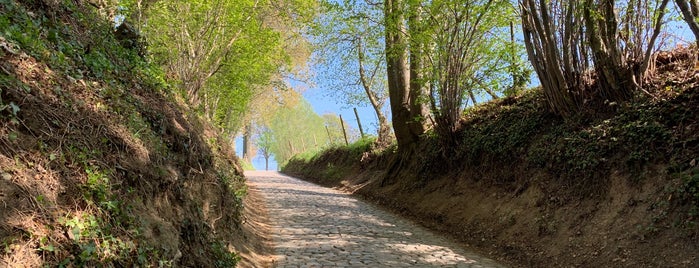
(245, 171), (506, 267)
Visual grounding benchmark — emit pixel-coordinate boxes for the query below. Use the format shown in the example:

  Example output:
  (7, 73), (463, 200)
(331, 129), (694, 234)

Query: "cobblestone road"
(245, 171), (506, 268)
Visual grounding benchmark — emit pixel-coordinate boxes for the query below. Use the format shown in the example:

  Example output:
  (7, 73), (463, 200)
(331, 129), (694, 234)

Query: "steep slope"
(284, 49), (699, 267)
(0, 1), (259, 266)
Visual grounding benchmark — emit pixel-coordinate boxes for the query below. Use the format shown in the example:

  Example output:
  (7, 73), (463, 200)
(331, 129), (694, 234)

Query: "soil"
(287, 155), (699, 267)
(283, 47), (699, 267)
(235, 182), (275, 268)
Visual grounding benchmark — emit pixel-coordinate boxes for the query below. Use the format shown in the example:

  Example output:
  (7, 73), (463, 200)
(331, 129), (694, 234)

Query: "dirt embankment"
(284, 49), (699, 267)
(0, 1), (269, 266)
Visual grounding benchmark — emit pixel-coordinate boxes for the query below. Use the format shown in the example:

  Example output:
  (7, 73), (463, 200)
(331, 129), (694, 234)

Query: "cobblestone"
(245, 171), (507, 268)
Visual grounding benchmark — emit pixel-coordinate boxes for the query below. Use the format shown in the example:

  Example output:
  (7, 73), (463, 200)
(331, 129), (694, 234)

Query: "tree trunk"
(376, 112), (392, 147)
(242, 123), (256, 162)
(385, 0), (425, 149)
(356, 37), (393, 146)
(676, 0), (699, 48)
(584, 0), (634, 102)
(520, 0), (581, 117)
(584, 0), (668, 101)
(407, 3), (431, 131)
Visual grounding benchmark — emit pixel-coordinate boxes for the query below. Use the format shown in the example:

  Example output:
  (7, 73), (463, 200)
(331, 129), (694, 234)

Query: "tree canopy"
(126, 0), (317, 137)
(123, 0), (695, 156)
(311, 0), (393, 144)
(264, 93), (354, 165)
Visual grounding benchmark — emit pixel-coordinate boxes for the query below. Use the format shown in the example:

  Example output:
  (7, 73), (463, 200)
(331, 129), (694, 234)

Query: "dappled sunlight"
(386, 242), (479, 265)
(247, 172), (505, 267)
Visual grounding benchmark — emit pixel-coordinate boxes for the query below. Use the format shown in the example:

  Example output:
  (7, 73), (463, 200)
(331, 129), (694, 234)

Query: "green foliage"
(685, 170), (699, 217)
(322, 113), (357, 145)
(462, 94), (546, 163)
(56, 211), (155, 266)
(211, 242), (241, 268)
(217, 167), (247, 222)
(0, 0), (153, 84)
(0, 1), (250, 266)
(84, 167), (117, 211)
(674, 167), (699, 220)
(83, 49), (111, 78)
(290, 136), (375, 165)
(0, 96), (21, 124)
(292, 149), (322, 163)
(141, 0), (314, 134)
(122, 105), (168, 158)
(524, 107), (672, 193)
(687, 169), (699, 196)
(346, 136), (376, 156)
(426, 0), (529, 99)
(287, 85), (692, 202)
(267, 98), (354, 165)
(0, 0), (48, 58)
(283, 136), (377, 181)
(311, 0), (388, 107)
(239, 160), (255, 171)
(255, 126), (275, 169)
(36, 162), (154, 266)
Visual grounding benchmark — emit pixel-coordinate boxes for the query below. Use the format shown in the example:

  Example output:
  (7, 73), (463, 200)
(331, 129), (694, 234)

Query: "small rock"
(1, 172), (11, 181)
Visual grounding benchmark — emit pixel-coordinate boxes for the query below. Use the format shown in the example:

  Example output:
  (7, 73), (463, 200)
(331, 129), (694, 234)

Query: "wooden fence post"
(339, 115), (349, 146)
(354, 107), (365, 139)
(325, 125), (332, 144)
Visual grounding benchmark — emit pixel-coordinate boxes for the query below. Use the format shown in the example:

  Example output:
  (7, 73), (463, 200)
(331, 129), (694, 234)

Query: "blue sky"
(241, 11), (696, 171)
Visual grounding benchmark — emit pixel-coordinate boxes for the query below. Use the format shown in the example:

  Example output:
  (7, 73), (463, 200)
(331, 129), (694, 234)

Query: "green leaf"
(8, 132), (17, 141)
(70, 226), (82, 241)
(8, 102), (19, 115)
(40, 244), (55, 252)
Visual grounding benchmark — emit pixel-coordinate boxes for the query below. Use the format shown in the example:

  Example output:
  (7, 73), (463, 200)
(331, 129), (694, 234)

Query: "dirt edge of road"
(236, 174), (277, 268)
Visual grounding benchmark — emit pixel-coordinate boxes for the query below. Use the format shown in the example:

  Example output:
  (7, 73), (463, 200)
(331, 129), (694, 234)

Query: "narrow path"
(245, 171), (506, 268)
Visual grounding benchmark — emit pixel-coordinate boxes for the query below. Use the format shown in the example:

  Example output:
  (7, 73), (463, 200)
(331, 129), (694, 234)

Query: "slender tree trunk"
(520, 0), (582, 117)
(469, 90), (477, 106)
(676, 0), (699, 48)
(356, 37), (392, 145)
(640, 0), (670, 83)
